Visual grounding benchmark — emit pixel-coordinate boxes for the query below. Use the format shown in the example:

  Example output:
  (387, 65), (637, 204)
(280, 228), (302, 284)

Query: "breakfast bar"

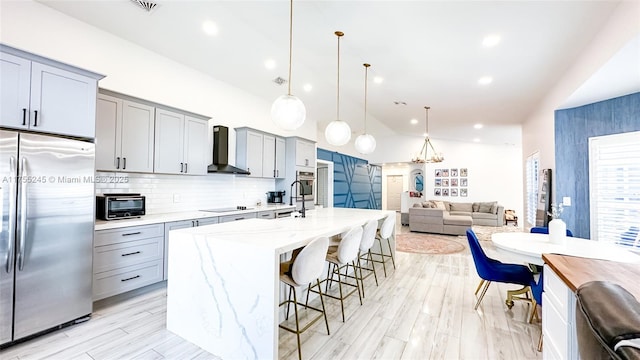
(165, 208), (395, 359)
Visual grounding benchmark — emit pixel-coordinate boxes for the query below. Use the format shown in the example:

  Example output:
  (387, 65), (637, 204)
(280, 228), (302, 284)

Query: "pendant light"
(411, 106), (444, 163)
(324, 31), (351, 146)
(355, 63), (376, 154)
(271, 0), (306, 130)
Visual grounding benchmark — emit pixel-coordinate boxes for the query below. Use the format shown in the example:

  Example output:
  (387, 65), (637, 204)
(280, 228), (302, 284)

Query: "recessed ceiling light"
(202, 20), (218, 36)
(410, 118), (418, 125)
(482, 34), (501, 47)
(474, 123), (483, 129)
(473, 138), (480, 142)
(478, 76), (493, 85)
(303, 83), (312, 92)
(374, 76), (383, 84)
(264, 59), (276, 70)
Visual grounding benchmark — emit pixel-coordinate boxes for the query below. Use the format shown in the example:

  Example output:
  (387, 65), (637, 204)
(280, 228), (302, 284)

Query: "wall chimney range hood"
(207, 125), (250, 175)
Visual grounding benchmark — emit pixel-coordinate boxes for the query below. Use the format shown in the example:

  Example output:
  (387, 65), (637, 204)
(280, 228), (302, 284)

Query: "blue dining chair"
(530, 270), (544, 351)
(530, 226), (574, 237)
(466, 229), (534, 310)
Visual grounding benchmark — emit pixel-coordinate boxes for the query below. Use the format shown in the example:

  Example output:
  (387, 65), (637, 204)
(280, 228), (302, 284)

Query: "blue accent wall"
(317, 149), (382, 209)
(555, 92), (640, 238)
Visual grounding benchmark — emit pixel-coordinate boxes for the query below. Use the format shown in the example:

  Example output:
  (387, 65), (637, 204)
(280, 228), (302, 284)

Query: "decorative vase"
(549, 218), (566, 244)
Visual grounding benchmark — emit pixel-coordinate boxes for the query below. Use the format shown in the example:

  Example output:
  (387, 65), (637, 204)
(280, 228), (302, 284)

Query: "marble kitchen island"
(166, 208), (395, 360)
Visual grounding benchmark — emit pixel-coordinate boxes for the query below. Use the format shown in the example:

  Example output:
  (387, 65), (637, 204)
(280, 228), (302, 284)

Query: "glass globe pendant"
(271, 0), (306, 130)
(324, 31), (351, 146)
(355, 133), (376, 154)
(354, 63), (376, 154)
(271, 94), (305, 131)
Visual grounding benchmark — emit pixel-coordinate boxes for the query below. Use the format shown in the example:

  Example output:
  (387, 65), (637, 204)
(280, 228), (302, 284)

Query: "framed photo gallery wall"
(434, 168), (468, 197)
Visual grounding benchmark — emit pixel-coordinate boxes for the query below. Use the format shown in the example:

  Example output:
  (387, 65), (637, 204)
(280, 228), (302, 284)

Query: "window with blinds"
(589, 131), (640, 251)
(526, 152), (540, 227)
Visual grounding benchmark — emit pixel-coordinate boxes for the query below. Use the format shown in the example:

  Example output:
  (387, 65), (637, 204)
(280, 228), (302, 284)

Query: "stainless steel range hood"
(207, 125), (250, 175)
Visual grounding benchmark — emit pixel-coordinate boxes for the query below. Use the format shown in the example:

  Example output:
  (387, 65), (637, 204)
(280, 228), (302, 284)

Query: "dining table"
(491, 232), (640, 266)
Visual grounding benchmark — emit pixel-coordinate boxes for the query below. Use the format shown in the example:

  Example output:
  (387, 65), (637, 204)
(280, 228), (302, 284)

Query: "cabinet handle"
(191, 220), (195, 227)
(273, 169), (276, 177)
(121, 275), (141, 282)
(305, 159), (308, 166)
(122, 231), (141, 236)
(123, 157), (127, 170)
(195, 220), (199, 226)
(22, 108), (27, 125)
(116, 157), (120, 169)
(121, 251), (141, 257)
(235, 217), (243, 221)
(180, 163), (184, 173)
(277, 170), (279, 177)
(184, 163), (188, 173)
(33, 110), (38, 127)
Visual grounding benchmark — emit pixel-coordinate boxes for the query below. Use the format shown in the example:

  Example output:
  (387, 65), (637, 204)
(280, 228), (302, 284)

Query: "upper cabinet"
(236, 127), (285, 178)
(0, 45), (104, 138)
(293, 138), (316, 168)
(96, 94), (155, 173)
(154, 109), (208, 175)
(96, 90), (209, 175)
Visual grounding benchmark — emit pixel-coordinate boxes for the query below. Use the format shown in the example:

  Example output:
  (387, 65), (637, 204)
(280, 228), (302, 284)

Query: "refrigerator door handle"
(6, 156), (17, 273)
(17, 157), (28, 271)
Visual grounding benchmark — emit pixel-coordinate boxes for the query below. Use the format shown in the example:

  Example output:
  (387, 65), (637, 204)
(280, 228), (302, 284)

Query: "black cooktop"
(200, 206), (254, 213)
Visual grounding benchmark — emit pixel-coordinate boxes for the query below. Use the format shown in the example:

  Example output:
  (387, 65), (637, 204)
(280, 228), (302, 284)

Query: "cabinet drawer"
(218, 213), (257, 223)
(542, 292), (569, 359)
(94, 236), (163, 273)
(93, 260), (163, 300)
(256, 211), (275, 219)
(95, 223), (164, 246)
(544, 265), (571, 322)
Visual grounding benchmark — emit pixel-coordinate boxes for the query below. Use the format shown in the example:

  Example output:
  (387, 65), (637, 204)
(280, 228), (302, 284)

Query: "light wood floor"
(1, 223), (542, 360)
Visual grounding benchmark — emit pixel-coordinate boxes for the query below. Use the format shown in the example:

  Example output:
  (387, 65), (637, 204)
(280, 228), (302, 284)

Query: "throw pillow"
(422, 201), (434, 208)
(434, 201), (446, 210)
(413, 203), (422, 207)
(450, 202), (473, 212)
(479, 202), (496, 213)
(472, 202), (480, 212)
(491, 203), (498, 214)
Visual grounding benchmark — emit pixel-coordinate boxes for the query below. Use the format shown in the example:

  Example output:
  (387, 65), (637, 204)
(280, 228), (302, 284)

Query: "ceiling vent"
(130, 0), (158, 12)
(273, 77), (287, 86)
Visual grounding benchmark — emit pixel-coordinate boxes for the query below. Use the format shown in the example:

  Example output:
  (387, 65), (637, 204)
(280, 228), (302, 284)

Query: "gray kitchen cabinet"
(256, 210), (275, 219)
(218, 212), (257, 223)
(96, 93), (155, 172)
(154, 109), (208, 175)
(236, 127), (285, 178)
(275, 136), (286, 178)
(293, 138), (316, 168)
(93, 224), (164, 300)
(163, 217), (219, 279)
(0, 45), (103, 138)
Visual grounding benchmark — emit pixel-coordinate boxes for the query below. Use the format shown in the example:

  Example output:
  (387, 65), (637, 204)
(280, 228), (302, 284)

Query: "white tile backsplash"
(96, 172), (276, 214)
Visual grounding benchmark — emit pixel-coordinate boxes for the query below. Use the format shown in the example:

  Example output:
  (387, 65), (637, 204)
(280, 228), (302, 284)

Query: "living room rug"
(396, 233), (465, 255)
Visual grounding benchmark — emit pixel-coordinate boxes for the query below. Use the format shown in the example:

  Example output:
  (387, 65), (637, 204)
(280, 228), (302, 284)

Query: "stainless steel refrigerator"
(0, 129), (95, 346)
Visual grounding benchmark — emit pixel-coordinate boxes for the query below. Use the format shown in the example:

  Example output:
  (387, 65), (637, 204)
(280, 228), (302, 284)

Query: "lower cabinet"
(543, 264), (579, 360)
(219, 213), (257, 223)
(163, 217), (219, 280)
(256, 210), (275, 219)
(93, 224), (164, 300)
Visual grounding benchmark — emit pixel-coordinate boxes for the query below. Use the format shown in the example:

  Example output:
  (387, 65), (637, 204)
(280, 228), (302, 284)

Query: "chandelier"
(411, 106), (444, 163)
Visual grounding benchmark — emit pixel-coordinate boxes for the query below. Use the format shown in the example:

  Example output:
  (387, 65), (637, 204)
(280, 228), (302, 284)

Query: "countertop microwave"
(96, 193), (145, 220)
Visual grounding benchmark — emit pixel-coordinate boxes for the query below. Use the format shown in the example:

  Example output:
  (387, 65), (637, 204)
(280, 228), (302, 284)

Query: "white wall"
(521, 1), (640, 206)
(379, 136), (524, 220)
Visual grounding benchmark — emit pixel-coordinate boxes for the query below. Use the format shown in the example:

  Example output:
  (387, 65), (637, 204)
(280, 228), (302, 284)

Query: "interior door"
(386, 175), (403, 211)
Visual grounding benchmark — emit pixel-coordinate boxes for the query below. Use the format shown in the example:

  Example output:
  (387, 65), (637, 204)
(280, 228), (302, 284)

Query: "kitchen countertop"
(94, 204), (296, 231)
(543, 253), (640, 299)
